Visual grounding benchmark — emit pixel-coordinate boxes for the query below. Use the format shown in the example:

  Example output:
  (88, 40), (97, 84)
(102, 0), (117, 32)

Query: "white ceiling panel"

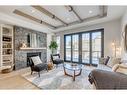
(73, 6), (100, 19)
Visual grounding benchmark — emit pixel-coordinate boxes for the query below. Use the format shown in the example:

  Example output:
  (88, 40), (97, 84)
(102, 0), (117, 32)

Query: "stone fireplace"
(14, 26), (47, 70)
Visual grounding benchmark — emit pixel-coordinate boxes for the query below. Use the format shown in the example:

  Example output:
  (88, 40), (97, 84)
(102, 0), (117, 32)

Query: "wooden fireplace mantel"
(20, 47), (47, 50)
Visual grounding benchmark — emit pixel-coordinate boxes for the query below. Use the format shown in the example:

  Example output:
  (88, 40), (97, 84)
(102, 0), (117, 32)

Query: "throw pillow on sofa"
(99, 58), (106, 64)
(112, 64), (119, 72)
(99, 56), (110, 65)
(120, 60), (127, 64)
(107, 57), (121, 68)
(104, 56), (110, 65)
(112, 64), (127, 75)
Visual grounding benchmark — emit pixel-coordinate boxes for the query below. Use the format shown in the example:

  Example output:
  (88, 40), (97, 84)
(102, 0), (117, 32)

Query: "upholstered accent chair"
(51, 54), (64, 67)
(28, 56), (48, 77)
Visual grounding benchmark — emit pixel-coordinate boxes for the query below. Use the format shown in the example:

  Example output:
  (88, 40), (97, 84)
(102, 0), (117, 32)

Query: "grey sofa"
(88, 57), (127, 89)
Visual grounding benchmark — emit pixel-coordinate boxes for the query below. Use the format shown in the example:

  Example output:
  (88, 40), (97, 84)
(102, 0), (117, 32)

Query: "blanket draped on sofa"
(88, 69), (127, 89)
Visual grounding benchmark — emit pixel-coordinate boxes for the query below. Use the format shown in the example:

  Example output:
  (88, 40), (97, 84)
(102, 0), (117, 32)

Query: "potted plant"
(49, 41), (58, 54)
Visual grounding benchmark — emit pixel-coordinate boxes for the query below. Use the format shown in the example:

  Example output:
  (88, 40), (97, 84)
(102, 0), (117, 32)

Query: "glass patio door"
(64, 34), (79, 62)
(65, 35), (71, 61)
(72, 34), (79, 62)
(91, 32), (102, 65)
(81, 32), (103, 65)
(82, 33), (90, 64)
(64, 29), (104, 65)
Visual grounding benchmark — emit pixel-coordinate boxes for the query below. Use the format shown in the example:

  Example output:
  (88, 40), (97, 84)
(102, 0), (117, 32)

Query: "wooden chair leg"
(31, 71), (33, 75)
(46, 68), (48, 72)
(38, 72), (40, 77)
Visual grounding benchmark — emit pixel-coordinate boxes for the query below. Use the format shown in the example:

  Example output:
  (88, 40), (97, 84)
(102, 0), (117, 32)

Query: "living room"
(0, 5), (127, 91)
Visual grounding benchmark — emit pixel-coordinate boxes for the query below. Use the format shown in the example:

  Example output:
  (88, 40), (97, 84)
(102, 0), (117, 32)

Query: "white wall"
(56, 19), (121, 59)
(121, 9), (127, 60)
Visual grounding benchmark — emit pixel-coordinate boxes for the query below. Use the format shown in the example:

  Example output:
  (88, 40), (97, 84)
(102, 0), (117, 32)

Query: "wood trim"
(20, 47), (47, 50)
(99, 6), (104, 17)
(13, 9), (56, 29)
(65, 6), (83, 22)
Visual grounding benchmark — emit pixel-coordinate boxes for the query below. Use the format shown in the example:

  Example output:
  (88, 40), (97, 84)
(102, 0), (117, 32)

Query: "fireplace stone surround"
(14, 26), (47, 70)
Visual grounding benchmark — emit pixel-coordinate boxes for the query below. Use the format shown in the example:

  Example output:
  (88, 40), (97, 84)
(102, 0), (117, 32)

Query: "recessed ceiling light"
(89, 10), (93, 14)
(67, 18), (70, 21)
(31, 10), (35, 13)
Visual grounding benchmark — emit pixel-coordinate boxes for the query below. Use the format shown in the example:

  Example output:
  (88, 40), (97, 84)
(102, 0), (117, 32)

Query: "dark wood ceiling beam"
(13, 9), (56, 29)
(99, 6), (107, 17)
(99, 6), (104, 17)
(32, 6), (68, 26)
(65, 5), (83, 22)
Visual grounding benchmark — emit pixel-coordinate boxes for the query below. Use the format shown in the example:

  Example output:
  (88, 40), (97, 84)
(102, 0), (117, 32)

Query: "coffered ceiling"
(0, 6), (126, 33)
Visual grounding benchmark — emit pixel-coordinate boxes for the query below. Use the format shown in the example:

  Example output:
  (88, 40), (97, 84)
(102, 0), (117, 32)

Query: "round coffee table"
(63, 63), (82, 81)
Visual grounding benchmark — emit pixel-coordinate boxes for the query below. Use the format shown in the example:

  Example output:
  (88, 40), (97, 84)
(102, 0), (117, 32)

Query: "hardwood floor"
(0, 67), (39, 89)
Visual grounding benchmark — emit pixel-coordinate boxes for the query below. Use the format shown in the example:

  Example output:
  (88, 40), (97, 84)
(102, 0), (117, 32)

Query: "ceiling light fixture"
(89, 10), (93, 14)
(67, 18), (70, 21)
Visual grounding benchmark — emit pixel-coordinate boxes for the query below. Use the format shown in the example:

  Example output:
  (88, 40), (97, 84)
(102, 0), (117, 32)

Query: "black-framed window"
(64, 29), (104, 65)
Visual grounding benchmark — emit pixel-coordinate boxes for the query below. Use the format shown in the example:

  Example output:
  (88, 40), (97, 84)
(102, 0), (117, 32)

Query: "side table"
(47, 61), (53, 70)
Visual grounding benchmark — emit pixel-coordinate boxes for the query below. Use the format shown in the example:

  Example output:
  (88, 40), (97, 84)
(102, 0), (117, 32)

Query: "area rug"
(22, 65), (94, 89)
